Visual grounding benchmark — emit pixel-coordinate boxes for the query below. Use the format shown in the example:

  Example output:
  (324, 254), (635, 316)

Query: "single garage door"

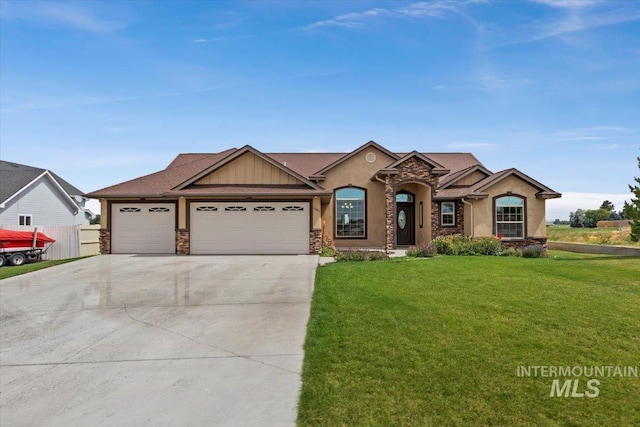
(111, 203), (176, 254)
(190, 202), (309, 254)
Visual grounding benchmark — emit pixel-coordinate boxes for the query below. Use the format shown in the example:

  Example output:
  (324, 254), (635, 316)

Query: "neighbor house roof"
(0, 160), (85, 206)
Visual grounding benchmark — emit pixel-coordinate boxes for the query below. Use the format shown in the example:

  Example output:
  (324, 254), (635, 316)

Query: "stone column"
(385, 176), (395, 251)
(99, 229), (111, 254)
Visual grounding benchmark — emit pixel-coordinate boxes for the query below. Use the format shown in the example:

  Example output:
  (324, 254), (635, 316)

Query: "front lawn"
(298, 252), (640, 426)
(0, 258), (85, 280)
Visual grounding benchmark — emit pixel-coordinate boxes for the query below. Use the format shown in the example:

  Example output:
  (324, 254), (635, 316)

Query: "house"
(0, 160), (92, 227)
(87, 141), (561, 255)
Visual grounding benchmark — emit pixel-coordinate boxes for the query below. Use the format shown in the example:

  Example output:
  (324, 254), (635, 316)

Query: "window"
(254, 206), (275, 211)
(224, 206), (246, 211)
(495, 196), (525, 239)
(196, 206), (218, 212)
(396, 193), (414, 203)
(441, 202), (455, 226)
(149, 207), (170, 212)
(336, 187), (366, 238)
(119, 207), (140, 212)
(19, 214), (32, 226)
(283, 206), (304, 212)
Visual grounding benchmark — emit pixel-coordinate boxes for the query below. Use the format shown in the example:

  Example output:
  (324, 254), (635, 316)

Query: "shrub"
(432, 236), (453, 255)
(319, 246), (337, 257)
(468, 237), (502, 256)
(500, 248), (521, 257)
(336, 249), (389, 262)
(522, 245), (545, 258)
(406, 243), (437, 258)
(432, 235), (502, 256)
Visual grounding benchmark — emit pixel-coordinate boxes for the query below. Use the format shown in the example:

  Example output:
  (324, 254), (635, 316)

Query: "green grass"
(547, 224), (639, 246)
(0, 257), (86, 280)
(298, 252), (640, 426)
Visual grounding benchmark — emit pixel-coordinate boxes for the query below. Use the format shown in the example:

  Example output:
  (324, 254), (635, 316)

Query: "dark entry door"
(396, 203), (415, 246)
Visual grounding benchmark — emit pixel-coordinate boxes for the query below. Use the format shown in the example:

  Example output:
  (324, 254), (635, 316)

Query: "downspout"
(461, 198), (474, 238)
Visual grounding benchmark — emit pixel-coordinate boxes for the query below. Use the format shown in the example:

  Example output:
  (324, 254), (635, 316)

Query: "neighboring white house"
(0, 160), (92, 226)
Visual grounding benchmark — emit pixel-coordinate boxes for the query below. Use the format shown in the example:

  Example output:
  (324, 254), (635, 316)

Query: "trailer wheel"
(0, 255), (6, 267)
(9, 252), (26, 266)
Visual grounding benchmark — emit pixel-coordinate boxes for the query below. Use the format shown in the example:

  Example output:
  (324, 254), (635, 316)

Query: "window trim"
(440, 201), (456, 226)
(18, 214), (33, 226)
(334, 186), (367, 239)
(493, 194), (527, 240)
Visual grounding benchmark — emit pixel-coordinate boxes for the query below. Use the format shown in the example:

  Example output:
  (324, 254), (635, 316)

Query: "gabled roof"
(378, 151), (450, 176)
(0, 160), (85, 208)
(435, 168), (561, 200)
(314, 140), (399, 176)
(174, 145), (323, 190)
(439, 164), (493, 189)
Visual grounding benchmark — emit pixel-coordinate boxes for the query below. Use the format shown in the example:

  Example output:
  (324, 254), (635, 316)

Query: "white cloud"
(529, 0), (600, 9)
(546, 192), (630, 221)
(1, 1), (126, 33)
(193, 38), (224, 43)
(303, 0), (471, 30)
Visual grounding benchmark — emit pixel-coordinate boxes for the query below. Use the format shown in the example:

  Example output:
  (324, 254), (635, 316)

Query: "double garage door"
(190, 202), (309, 255)
(111, 202), (309, 254)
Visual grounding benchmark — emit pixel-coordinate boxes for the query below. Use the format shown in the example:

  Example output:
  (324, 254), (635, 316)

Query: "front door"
(396, 202), (415, 246)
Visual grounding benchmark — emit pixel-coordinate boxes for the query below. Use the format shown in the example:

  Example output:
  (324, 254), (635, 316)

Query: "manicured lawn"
(0, 258), (85, 280)
(547, 224), (639, 246)
(298, 252), (640, 426)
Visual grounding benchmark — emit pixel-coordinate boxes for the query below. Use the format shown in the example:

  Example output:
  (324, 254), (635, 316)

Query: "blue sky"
(1, 0), (639, 220)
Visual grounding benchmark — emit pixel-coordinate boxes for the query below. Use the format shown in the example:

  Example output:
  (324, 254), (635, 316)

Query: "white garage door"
(111, 203), (176, 254)
(190, 202), (309, 255)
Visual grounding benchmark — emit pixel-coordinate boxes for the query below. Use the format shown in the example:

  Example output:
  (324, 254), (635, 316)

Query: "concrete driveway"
(0, 254), (317, 427)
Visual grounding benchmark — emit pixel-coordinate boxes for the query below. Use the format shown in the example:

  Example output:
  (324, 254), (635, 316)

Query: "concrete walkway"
(0, 255), (317, 427)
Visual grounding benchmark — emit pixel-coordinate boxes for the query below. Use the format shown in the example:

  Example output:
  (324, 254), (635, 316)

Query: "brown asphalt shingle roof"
(90, 146), (553, 199)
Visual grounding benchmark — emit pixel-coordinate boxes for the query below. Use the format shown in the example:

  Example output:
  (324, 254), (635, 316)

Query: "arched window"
(495, 195), (525, 239)
(335, 187), (366, 238)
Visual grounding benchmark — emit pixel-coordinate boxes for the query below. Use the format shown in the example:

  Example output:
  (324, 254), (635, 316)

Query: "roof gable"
(175, 145), (322, 190)
(0, 161), (84, 209)
(440, 165), (492, 189)
(194, 151), (304, 185)
(473, 168), (561, 198)
(383, 151), (450, 175)
(314, 140), (399, 176)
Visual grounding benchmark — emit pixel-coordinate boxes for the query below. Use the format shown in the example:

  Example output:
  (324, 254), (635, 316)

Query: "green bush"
(500, 248), (521, 257)
(319, 246), (337, 257)
(432, 235), (502, 256)
(406, 243), (437, 258)
(522, 245), (545, 258)
(432, 236), (453, 255)
(336, 249), (389, 262)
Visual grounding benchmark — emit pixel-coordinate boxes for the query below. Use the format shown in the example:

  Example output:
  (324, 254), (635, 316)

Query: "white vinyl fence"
(0, 225), (100, 260)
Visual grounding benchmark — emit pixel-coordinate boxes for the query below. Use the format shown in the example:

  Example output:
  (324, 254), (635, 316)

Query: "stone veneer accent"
(384, 157), (440, 250)
(431, 200), (464, 237)
(99, 229), (111, 254)
(501, 237), (548, 250)
(176, 229), (190, 255)
(310, 229), (322, 254)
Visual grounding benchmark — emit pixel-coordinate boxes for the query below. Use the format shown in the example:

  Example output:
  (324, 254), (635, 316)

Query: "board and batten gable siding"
(194, 152), (303, 185)
(0, 177), (88, 226)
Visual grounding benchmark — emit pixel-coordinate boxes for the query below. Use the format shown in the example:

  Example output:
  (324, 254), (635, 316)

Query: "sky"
(1, 0), (639, 221)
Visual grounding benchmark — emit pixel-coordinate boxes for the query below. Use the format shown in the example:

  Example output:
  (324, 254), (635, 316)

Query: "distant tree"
(623, 156), (640, 242)
(608, 211), (622, 220)
(553, 218), (561, 225)
(600, 200), (615, 212)
(90, 214), (101, 225)
(569, 209), (586, 228)
(584, 209), (610, 228)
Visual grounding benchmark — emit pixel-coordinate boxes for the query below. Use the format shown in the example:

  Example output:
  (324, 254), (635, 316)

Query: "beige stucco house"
(88, 141), (561, 255)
